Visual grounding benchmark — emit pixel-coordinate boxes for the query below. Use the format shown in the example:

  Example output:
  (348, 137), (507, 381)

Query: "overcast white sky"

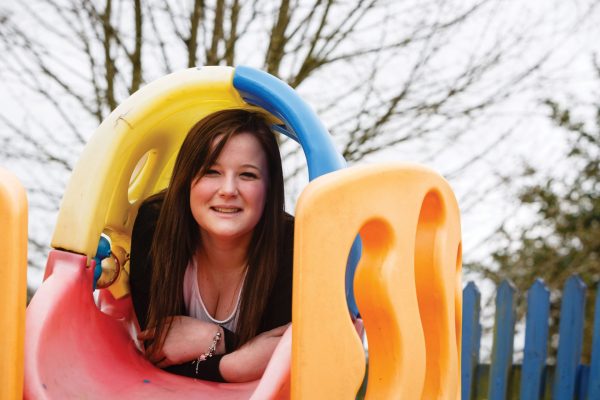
(1, 1), (599, 338)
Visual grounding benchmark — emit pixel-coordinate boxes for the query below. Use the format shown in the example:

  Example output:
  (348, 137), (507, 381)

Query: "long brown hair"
(145, 109), (285, 351)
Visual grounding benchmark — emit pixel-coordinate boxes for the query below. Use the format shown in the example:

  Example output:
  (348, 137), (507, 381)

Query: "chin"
(208, 228), (254, 242)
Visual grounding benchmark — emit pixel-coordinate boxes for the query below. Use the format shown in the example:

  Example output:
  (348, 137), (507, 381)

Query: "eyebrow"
(211, 162), (262, 171)
(241, 164), (261, 171)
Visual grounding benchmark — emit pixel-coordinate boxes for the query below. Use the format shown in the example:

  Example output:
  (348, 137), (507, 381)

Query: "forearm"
(150, 323), (238, 382)
(170, 322), (226, 361)
(165, 354), (226, 382)
(151, 325), (225, 382)
(140, 317), (230, 366)
(220, 350), (261, 383)
(218, 324), (288, 383)
(160, 325), (238, 382)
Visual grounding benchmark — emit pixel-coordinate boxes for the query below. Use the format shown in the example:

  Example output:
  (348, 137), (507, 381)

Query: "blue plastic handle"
(233, 66), (361, 316)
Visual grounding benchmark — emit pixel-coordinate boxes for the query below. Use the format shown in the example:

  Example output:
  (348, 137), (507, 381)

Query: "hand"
(220, 323), (290, 382)
(138, 316), (224, 368)
(352, 316), (365, 339)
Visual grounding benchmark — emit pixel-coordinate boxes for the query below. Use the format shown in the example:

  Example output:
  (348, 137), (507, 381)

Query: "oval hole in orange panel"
(344, 236), (369, 398)
(455, 241), (463, 357)
(456, 242), (462, 273)
(355, 218), (396, 398)
(414, 189), (447, 398)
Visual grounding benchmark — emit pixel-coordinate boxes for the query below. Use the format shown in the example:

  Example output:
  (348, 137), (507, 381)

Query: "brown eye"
(241, 172), (258, 179)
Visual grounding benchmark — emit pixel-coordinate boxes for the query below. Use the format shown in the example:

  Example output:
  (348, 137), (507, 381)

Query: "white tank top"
(183, 258), (243, 332)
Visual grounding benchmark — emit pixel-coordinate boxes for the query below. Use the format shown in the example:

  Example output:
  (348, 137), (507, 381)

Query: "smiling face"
(189, 132), (269, 246)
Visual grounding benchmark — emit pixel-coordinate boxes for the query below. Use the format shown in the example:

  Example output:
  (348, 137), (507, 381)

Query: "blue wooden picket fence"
(462, 275), (600, 400)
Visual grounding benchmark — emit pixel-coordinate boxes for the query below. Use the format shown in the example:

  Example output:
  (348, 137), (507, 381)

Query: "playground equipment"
(292, 163), (462, 398)
(13, 66), (461, 398)
(0, 168), (28, 400)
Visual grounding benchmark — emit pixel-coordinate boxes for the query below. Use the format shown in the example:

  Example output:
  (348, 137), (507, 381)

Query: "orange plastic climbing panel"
(291, 163), (462, 399)
(0, 168), (28, 400)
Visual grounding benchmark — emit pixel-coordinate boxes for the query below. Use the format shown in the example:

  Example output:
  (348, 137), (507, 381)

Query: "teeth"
(213, 207), (240, 213)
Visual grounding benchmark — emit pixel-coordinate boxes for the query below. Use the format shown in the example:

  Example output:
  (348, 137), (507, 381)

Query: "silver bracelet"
(193, 330), (222, 375)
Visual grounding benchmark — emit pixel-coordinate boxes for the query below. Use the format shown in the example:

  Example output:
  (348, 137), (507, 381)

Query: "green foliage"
(469, 63), (600, 361)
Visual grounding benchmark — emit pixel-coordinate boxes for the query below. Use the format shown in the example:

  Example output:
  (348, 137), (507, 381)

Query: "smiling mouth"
(211, 207), (242, 214)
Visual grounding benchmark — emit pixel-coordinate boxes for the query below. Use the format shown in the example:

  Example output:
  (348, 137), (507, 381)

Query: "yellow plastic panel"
(291, 163), (462, 399)
(0, 168), (28, 399)
(52, 67), (268, 260)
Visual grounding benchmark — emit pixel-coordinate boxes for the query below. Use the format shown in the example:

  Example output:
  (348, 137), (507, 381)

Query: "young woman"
(129, 109), (294, 382)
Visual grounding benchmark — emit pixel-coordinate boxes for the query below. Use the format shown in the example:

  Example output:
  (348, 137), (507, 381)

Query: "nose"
(218, 174), (238, 197)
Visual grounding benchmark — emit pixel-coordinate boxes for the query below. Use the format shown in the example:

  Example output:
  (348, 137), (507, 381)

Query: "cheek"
(245, 182), (268, 211)
(190, 181), (214, 207)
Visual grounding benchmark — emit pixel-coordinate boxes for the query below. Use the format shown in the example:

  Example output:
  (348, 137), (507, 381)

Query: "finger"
(137, 328), (155, 340)
(156, 357), (172, 368)
(353, 318), (365, 338)
(148, 352), (164, 365)
(145, 346), (164, 364)
(269, 324), (290, 336)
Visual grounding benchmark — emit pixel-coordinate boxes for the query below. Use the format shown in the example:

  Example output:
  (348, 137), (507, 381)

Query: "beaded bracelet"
(193, 330), (222, 375)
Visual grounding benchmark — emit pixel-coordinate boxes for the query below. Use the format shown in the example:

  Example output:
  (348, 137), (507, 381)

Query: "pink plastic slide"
(24, 250), (291, 399)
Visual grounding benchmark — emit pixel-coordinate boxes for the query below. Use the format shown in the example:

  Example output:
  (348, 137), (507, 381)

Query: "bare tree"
(0, 0), (598, 293)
